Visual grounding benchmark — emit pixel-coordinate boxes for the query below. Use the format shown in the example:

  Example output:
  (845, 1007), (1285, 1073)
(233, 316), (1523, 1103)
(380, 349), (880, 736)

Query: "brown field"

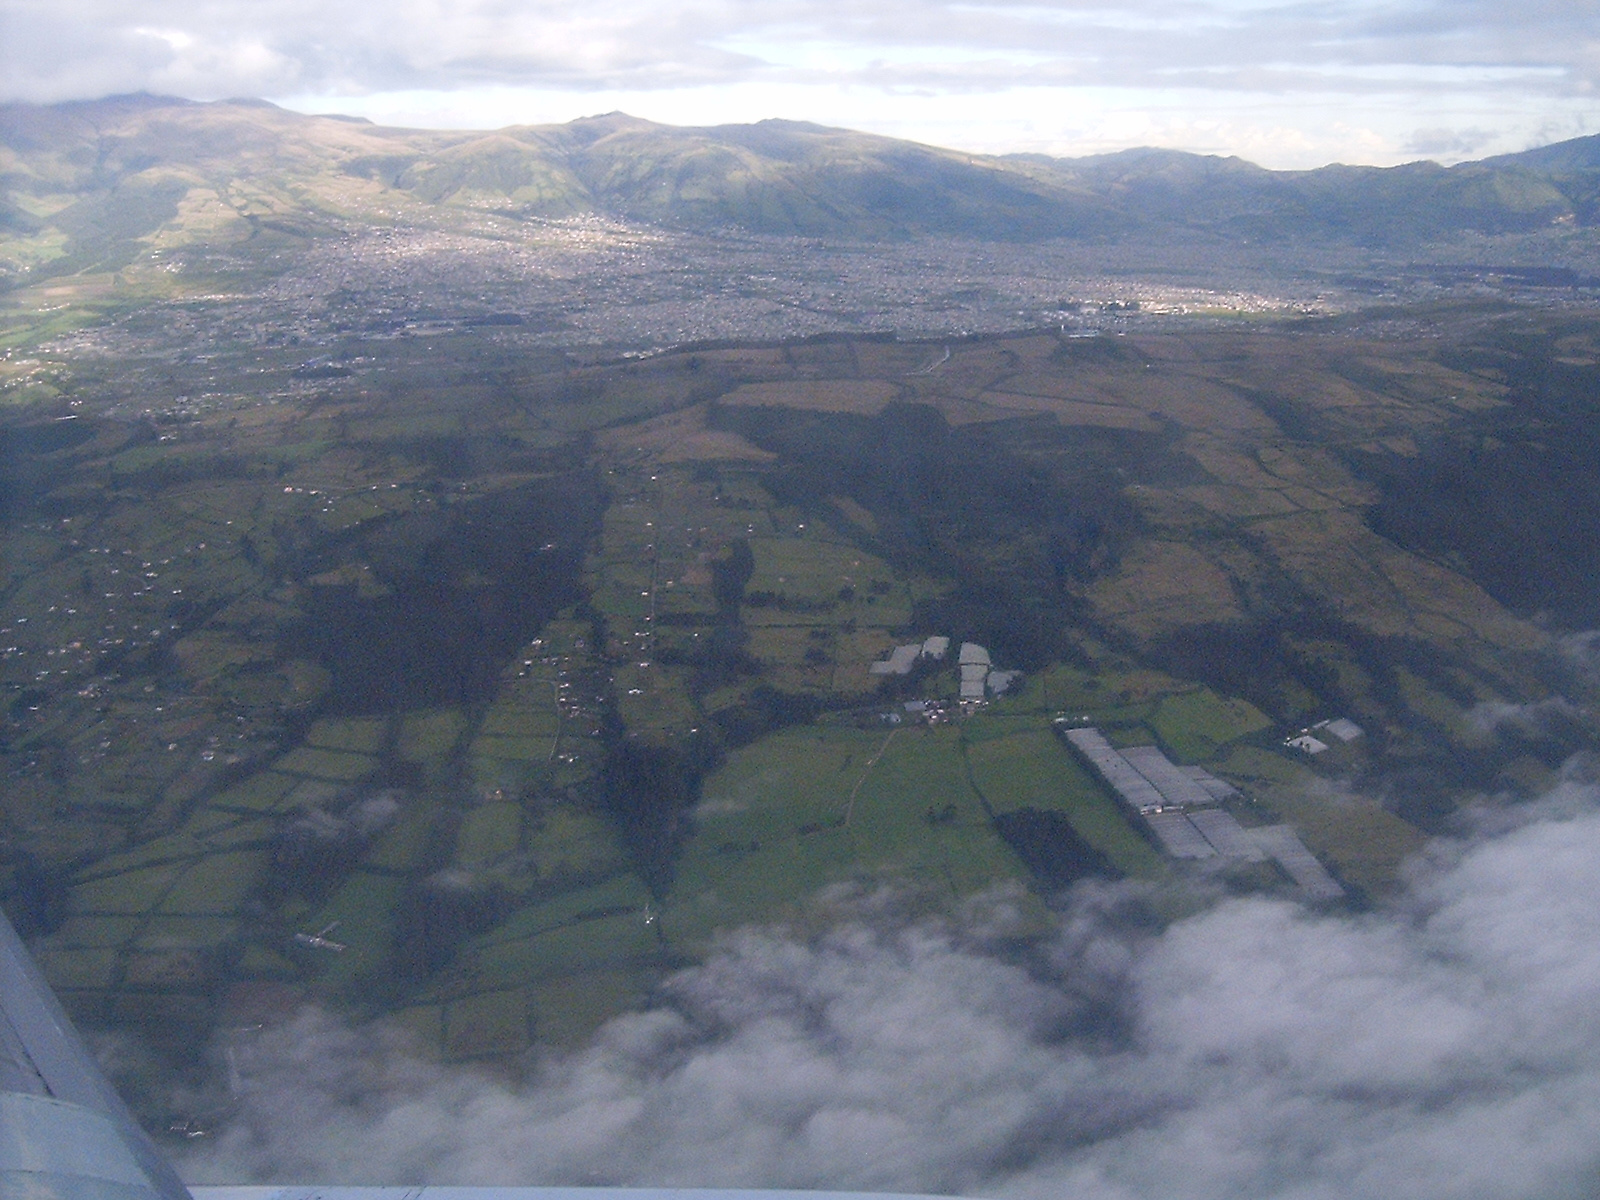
(719, 378), (904, 413)
(1089, 540), (1246, 637)
(598, 402), (776, 463)
(979, 390), (1163, 431)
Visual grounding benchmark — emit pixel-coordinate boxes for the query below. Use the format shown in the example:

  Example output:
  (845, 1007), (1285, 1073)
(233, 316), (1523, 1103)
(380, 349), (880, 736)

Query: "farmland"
(5, 298), (1600, 1141)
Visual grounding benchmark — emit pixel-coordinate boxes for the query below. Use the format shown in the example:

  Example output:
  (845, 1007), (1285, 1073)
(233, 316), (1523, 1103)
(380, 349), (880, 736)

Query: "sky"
(176, 754), (1600, 1199)
(1, 1), (1597, 169)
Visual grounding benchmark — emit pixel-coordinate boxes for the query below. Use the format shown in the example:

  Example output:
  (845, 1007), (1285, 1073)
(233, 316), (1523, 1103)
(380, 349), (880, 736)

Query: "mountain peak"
(1484, 132), (1600, 173)
(1, 97), (1596, 257)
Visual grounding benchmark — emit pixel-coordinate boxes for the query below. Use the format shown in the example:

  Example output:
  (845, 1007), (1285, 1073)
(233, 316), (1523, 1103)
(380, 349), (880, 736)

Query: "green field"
(398, 710), (468, 764)
(272, 746), (377, 782)
(1215, 745), (1426, 897)
(663, 724), (1030, 950)
(1150, 688), (1274, 761)
(962, 722), (1165, 879)
(305, 717), (388, 755)
(5, 273), (1593, 1106)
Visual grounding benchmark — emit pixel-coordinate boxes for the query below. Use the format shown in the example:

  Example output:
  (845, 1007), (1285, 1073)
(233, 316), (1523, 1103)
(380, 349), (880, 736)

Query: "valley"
(4, 96), (1600, 1151)
(5, 307), (1600, 1140)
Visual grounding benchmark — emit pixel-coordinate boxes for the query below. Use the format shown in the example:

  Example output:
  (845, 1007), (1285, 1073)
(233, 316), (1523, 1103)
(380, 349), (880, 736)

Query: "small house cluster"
(869, 636), (1020, 710)
(1285, 717), (1364, 755)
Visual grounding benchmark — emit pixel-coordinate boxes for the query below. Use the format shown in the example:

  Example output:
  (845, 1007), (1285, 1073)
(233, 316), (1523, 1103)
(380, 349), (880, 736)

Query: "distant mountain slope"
(1, 94), (1596, 285)
(1028, 147), (1577, 243)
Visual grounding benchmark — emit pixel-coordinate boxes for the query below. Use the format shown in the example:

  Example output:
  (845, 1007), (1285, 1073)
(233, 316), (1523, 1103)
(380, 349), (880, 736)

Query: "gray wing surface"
(190, 1191), (957, 1200)
(0, 901), (194, 1199)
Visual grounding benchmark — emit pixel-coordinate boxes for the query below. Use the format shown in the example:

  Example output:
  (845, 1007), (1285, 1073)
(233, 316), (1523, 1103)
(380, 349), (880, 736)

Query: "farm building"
(959, 663), (989, 701)
(870, 643), (923, 675)
(1059, 723), (1342, 898)
(1316, 717), (1364, 742)
(987, 669), (1021, 696)
(958, 642), (991, 666)
(1060, 727), (1167, 812)
(1249, 826), (1345, 899)
(1121, 745), (1216, 808)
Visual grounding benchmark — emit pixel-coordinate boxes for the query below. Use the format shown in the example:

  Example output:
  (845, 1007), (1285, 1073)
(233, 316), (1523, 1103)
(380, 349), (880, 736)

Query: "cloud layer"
(1, 1), (1595, 166)
(182, 772), (1600, 1200)
(4, 1), (1596, 100)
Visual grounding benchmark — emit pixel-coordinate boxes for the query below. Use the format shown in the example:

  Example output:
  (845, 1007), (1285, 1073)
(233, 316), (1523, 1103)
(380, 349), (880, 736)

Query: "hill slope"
(1, 95), (1597, 286)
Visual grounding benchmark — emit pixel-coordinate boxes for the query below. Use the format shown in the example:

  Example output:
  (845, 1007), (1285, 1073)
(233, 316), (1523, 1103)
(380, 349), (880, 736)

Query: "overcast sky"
(2, 0), (1597, 167)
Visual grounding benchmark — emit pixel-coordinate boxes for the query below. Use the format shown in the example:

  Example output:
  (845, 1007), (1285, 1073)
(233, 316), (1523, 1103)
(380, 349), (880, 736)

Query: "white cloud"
(181, 782), (1600, 1199)
(1, 1), (1597, 166)
(1404, 126), (1498, 156)
(1559, 631), (1600, 680)
(1468, 697), (1585, 738)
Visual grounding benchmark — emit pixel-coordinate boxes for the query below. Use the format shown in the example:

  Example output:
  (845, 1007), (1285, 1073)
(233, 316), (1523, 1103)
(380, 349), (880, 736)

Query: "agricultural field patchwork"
(5, 303), (1600, 1142)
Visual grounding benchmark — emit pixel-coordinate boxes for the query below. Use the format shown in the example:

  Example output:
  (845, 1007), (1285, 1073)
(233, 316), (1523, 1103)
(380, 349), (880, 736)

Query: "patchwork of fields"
(4, 306), (1599, 1139)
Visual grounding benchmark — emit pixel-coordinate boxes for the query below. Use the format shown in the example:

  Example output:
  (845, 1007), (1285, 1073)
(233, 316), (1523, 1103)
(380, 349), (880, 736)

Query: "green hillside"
(4, 95), (1599, 291)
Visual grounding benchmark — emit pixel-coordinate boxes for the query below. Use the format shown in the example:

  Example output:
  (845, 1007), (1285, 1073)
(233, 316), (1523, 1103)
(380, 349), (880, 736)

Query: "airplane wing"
(2, 905), (954, 1200)
(0, 900), (194, 1199)
(189, 1192), (957, 1200)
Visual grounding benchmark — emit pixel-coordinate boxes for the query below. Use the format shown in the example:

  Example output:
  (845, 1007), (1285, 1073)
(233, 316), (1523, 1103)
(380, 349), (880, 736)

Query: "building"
(1285, 734), (1329, 754)
(959, 663), (988, 701)
(1316, 717), (1364, 742)
(1120, 745), (1215, 807)
(869, 643), (923, 675)
(870, 636), (1013, 704)
(1059, 724), (1343, 898)
(1060, 727), (1167, 812)
(987, 669), (1021, 696)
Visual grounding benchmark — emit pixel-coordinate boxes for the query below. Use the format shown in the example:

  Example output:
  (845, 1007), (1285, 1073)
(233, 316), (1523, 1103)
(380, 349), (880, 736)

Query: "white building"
(958, 642), (991, 667)
(869, 643), (922, 675)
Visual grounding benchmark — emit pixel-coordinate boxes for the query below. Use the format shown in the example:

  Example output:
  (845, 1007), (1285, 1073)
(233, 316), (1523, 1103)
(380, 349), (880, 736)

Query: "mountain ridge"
(2, 93), (1597, 287)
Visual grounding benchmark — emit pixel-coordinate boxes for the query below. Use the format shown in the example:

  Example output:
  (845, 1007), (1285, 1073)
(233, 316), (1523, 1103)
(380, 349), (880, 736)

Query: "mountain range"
(3, 93), (1600, 285)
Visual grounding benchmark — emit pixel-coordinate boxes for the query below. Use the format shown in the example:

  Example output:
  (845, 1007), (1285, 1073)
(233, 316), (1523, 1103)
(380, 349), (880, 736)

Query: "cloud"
(2, 0), (1596, 103)
(1558, 631), (1600, 680)
(1404, 126), (1497, 156)
(180, 782), (1600, 1200)
(1467, 697), (1585, 738)
(3, 0), (1595, 166)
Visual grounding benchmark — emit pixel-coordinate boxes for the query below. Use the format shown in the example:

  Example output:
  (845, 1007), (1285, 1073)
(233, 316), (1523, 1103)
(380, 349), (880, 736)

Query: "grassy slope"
(4, 96), (1598, 291)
